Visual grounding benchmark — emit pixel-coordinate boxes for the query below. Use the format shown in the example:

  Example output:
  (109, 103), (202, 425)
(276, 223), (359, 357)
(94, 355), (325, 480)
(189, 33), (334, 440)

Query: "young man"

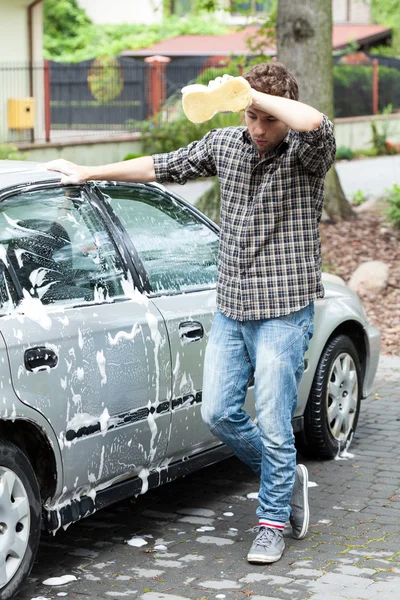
(46, 62), (336, 564)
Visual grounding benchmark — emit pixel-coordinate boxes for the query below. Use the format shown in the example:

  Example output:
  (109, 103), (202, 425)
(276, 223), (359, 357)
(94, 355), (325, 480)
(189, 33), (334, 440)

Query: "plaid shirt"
(153, 115), (336, 320)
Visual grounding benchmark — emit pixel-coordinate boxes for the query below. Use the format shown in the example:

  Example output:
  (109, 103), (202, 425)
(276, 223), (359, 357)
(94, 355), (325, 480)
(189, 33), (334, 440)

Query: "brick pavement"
(16, 356), (400, 600)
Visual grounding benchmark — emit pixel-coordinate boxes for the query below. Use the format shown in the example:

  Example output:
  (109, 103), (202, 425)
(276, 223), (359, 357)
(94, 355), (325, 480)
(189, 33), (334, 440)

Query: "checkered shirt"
(153, 115), (336, 320)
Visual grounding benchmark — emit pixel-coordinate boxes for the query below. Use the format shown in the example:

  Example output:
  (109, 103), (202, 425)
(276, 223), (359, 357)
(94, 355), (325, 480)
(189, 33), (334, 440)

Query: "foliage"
(43, 0), (229, 63)
(43, 0), (93, 60)
(196, 178), (221, 223)
(370, 104), (397, 155)
(384, 183), (400, 228)
(351, 190), (368, 206)
(123, 153), (144, 161)
(333, 65), (400, 118)
(0, 144), (27, 160)
(336, 146), (353, 160)
(140, 111), (241, 155)
(352, 147), (378, 158)
(371, 0), (400, 56)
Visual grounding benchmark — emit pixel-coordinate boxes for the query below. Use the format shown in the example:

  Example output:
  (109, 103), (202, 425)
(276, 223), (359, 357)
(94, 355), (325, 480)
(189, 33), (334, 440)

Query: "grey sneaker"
(290, 464), (309, 539)
(247, 526), (285, 564)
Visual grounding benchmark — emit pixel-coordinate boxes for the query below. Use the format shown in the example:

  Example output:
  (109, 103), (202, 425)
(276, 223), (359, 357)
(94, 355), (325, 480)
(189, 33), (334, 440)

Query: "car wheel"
(0, 441), (41, 599)
(302, 335), (362, 459)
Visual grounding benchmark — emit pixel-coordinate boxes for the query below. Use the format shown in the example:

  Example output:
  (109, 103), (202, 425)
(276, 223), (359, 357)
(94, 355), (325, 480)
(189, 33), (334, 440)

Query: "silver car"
(0, 160), (380, 598)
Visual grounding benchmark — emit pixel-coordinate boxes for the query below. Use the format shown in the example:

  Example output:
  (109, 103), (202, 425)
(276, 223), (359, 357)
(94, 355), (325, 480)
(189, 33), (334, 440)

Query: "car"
(0, 160), (380, 598)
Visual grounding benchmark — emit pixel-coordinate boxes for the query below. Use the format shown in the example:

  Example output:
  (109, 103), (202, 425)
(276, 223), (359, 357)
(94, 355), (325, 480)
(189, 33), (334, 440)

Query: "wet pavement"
(16, 355), (400, 600)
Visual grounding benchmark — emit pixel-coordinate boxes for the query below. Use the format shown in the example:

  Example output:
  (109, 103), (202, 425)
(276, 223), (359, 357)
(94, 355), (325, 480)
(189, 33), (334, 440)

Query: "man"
(46, 62), (336, 564)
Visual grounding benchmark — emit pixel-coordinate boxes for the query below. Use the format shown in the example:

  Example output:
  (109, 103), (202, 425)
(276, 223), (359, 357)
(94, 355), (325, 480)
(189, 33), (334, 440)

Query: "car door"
(96, 183), (256, 461)
(0, 185), (171, 499)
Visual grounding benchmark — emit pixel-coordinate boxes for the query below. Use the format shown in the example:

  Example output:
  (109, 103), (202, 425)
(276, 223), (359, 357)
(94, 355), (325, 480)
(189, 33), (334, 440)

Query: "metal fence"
(1, 55), (400, 145)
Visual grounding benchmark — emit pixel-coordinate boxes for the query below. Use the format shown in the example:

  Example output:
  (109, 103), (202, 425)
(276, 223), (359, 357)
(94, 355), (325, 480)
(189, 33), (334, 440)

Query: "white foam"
(42, 574), (77, 586)
(126, 537), (147, 547)
(246, 492), (258, 499)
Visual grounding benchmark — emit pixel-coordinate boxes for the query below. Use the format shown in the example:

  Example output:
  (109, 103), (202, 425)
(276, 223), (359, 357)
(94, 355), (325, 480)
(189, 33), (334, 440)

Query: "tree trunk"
(276, 0), (353, 220)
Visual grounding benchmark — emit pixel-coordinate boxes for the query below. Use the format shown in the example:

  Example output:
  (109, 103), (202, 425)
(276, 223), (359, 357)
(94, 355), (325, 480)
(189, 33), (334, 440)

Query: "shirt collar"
(242, 127), (292, 158)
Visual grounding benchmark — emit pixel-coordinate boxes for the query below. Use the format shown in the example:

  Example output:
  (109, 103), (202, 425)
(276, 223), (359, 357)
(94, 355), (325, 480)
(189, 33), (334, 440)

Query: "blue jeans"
(201, 304), (314, 525)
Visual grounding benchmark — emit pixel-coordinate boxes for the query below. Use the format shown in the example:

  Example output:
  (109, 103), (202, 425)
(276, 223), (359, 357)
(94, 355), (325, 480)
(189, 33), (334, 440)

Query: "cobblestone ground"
(16, 357), (400, 600)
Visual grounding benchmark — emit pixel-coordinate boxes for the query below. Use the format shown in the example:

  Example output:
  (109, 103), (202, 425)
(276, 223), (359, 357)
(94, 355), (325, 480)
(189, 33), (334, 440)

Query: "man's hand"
(44, 159), (89, 185)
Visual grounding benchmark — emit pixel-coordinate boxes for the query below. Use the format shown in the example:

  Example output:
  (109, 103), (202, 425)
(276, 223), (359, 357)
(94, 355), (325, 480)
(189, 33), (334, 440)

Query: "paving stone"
(13, 364), (400, 600)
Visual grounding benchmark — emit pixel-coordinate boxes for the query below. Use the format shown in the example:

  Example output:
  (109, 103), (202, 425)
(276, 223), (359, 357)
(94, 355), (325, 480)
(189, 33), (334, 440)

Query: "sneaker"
(247, 526), (285, 564)
(290, 464), (309, 539)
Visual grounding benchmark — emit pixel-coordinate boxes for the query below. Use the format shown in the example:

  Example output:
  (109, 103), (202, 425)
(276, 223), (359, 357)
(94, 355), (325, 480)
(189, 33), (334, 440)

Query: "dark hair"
(243, 62), (299, 101)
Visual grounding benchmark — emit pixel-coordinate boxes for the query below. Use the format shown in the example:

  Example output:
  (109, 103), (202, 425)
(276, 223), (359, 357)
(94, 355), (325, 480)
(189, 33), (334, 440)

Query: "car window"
(99, 185), (219, 294)
(0, 188), (125, 306)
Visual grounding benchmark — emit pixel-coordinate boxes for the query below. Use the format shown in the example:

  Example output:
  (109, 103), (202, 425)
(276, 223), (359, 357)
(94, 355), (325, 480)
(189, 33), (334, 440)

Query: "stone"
(348, 260), (389, 295)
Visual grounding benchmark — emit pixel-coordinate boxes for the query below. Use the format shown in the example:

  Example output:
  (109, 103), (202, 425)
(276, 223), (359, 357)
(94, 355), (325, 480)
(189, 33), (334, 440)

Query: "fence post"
(372, 58), (379, 115)
(44, 60), (51, 142)
(144, 55), (171, 119)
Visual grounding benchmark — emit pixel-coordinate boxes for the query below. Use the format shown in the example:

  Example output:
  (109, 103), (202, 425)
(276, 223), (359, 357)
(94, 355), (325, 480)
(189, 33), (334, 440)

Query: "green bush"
(385, 183), (400, 229)
(0, 144), (27, 160)
(336, 146), (354, 160)
(351, 189), (368, 206)
(141, 111), (241, 155)
(334, 65), (400, 117)
(123, 152), (143, 161)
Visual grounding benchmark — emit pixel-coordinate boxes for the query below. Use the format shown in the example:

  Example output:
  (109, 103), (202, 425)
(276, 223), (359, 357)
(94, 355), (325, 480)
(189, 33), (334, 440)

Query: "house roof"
(121, 23), (391, 58)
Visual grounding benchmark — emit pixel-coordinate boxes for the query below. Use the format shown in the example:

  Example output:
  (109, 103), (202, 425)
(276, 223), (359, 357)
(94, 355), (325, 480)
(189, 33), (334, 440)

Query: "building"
(77, 0), (373, 26)
(0, 0), (45, 143)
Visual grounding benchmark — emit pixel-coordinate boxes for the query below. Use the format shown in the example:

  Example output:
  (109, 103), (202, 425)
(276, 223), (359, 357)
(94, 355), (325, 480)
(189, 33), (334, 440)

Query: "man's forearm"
(251, 90), (323, 132)
(85, 156), (156, 182)
(45, 156), (156, 185)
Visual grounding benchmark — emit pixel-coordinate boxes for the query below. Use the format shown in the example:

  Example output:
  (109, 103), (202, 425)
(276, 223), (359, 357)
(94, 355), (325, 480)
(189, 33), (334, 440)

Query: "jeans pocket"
(278, 302), (314, 332)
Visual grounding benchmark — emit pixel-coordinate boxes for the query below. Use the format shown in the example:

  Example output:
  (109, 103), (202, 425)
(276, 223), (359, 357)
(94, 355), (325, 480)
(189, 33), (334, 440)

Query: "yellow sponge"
(182, 76), (252, 124)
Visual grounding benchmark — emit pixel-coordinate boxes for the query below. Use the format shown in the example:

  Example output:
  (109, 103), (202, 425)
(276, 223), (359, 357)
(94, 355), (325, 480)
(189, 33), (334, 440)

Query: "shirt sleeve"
(296, 114), (336, 176)
(152, 130), (218, 185)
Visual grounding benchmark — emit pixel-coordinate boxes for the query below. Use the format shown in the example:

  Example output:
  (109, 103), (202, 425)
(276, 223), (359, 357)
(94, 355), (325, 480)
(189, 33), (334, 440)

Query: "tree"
(277, 0), (352, 220)
(43, 0), (93, 60)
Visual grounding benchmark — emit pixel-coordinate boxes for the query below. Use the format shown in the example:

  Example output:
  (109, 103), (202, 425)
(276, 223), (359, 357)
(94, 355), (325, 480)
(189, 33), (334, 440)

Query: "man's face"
(244, 106), (289, 156)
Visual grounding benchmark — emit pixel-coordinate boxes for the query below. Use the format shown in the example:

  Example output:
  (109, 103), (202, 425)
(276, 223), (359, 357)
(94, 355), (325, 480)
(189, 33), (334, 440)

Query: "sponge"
(182, 76), (252, 124)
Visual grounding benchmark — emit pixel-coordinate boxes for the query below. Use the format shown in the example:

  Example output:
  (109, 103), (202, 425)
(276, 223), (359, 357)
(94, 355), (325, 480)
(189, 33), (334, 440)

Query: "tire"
(302, 335), (362, 459)
(0, 441), (41, 600)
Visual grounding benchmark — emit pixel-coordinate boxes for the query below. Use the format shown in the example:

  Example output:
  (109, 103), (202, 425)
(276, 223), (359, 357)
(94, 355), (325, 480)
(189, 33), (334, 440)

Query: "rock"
(354, 195), (388, 214)
(348, 260), (390, 296)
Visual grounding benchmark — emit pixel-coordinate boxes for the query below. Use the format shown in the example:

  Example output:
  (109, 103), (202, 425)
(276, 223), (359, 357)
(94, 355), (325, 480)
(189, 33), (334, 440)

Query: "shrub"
(385, 183), (400, 229)
(123, 153), (143, 161)
(336, 146), (354, 160)
(351, 189), (368, 206)
(333, 65), (400, 117)
(140, 111), (241, 155)
(0, 144), (27, 160)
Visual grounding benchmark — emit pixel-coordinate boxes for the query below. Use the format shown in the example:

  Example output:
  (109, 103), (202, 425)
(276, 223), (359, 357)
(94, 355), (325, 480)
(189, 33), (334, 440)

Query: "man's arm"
(45, 156), (156, 185)
(250, 89), (323, 132)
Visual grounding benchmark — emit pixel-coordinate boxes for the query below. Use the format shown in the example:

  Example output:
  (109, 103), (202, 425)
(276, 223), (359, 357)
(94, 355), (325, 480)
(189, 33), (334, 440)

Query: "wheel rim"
(0, 468), (30, 587)
(325, 352), (359, 443)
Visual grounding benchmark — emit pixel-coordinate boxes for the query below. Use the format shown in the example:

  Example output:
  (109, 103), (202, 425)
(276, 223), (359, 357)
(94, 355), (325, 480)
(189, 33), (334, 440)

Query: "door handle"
(24, 346), (58, 372)
(179, 321), (204, 343)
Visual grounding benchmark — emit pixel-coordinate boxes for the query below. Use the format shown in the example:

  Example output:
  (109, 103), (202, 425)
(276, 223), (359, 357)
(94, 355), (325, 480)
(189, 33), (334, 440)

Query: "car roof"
(0, 160), (62, 190)
(0, 160), (168, 196)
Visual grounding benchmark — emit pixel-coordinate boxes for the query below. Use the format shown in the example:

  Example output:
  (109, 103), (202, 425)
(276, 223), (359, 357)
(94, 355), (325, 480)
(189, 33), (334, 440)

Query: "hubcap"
(0, 468), (30, 587)
(326, 352), (358, 442)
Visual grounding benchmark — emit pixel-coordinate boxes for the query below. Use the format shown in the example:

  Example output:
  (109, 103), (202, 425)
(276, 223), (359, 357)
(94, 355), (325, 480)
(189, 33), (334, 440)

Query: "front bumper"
(363, 324), (381, 399)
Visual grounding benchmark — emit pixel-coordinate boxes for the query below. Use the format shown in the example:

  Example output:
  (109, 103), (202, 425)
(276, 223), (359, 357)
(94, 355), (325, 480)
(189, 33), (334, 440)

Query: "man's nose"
(254, 121), (267, 135)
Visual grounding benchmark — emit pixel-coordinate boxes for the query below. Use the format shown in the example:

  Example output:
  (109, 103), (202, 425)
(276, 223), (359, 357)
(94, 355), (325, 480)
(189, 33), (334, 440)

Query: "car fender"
(296, 291), (373, 417)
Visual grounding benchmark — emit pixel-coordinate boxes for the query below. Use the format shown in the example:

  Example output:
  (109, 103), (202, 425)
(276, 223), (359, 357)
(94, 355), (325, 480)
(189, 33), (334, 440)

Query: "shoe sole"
(247, 548), (284, 564)
(293, 464), (309, 540)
